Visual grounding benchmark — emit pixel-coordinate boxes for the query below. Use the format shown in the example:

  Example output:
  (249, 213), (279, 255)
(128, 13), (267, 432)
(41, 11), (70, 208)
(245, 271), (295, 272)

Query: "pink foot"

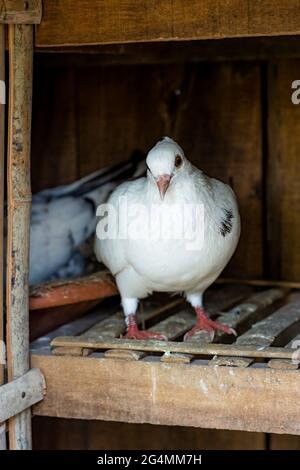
(122, 315), (167, 341)
(184, 307), (236, 341)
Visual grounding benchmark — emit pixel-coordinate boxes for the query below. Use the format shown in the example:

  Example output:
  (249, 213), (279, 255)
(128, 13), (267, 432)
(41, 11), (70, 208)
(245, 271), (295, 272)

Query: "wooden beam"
(34, 37), (300, 61)
(36, 0), (300, 48)
(29, 272), (118, 310)
(0, 23), (5, 450)
(31, 353), (300, 435)
(50, 336), (297, 361)
(6, 24), (33, 450)
(0, 1), (42, 24)
(0, 369), (45, 422)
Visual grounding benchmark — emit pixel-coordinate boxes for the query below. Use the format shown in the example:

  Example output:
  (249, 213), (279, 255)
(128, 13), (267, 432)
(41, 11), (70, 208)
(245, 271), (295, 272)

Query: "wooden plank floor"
(31, 283), (300, 434)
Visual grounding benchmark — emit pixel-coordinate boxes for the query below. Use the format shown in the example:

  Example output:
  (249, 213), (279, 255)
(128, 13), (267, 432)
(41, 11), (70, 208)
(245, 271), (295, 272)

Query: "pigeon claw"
(122, 323), (167, 341)
(183, 307), (237, 341)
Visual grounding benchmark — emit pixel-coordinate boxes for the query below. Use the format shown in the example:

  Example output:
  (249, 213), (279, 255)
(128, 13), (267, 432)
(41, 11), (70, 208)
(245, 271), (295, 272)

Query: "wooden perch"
(29, 271), (118, 310)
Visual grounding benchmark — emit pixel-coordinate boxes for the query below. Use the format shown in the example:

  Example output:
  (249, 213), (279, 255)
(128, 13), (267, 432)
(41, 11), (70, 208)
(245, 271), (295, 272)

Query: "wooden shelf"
(36, 0), (300, 49)
(31, 352), (300, 435)
(30, 283), (300, 435)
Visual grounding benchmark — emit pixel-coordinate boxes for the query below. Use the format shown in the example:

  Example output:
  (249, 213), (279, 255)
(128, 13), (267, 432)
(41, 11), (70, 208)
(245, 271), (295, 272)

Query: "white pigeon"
(29, 153), (146, 285)
(95, 137), (240, 340)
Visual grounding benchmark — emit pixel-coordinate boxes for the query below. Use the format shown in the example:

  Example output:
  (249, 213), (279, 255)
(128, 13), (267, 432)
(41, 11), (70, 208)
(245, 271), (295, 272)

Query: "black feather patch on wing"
(219, 209), (234, 237)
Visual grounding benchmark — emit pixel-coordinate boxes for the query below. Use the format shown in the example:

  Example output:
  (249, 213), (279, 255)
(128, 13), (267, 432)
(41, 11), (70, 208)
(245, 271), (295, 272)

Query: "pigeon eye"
(175, 155), (183, 168)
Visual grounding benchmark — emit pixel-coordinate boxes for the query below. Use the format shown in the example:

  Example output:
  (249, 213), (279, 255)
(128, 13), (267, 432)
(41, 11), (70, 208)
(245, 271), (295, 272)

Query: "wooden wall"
(31, 55), (300, 281)
(33, 418), (300, 450)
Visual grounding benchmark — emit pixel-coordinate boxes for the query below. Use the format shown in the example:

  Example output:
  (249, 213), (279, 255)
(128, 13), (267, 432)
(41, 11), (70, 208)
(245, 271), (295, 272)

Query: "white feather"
(95, 137), (240, 320)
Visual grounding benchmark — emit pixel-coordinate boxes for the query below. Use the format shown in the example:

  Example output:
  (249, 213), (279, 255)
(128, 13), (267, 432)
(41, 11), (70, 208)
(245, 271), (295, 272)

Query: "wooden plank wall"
(35, 0), (300, 47)
(32, 418), (266, 450)
(32, 418), (300, 450)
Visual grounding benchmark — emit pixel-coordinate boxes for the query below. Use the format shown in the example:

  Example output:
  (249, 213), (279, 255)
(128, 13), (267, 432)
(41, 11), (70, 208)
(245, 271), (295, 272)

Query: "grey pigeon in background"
(29, 152), (146, 285)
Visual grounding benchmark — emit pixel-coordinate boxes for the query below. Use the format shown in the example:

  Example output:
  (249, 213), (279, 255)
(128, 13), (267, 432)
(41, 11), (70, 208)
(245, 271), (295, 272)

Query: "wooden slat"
(53, 298), (183, 357)
(148, 309), (194, 340)
(0, 23), (5, 450)
(209, 356), (253, 368)
(31, 353), (300, 435)
(51, 336), (298, 361)
(52, 285), (250, 358)
(204, 284), (252, 313)
(188, 288), (286, 345)
(29, 272), (118, 310)
(36, 0), (300, 48)
(154, 285), (252, 363)
(6, 24), (33, 450)
(82, 298), (183, 340)
(0, 1), (42, 24)
(268, 333), (300, 370)
(0, 369), (45, 423)
(30, 307), (112, 350)
(161, 352), (193, 364)
(236, 296), (300, 347)
(210, 289), (300, 367)
(104, 349), (146, 361)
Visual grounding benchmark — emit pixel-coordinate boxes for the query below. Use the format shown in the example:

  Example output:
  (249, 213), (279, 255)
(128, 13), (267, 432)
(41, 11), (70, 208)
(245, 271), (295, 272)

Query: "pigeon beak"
(156, 174), (171, 199)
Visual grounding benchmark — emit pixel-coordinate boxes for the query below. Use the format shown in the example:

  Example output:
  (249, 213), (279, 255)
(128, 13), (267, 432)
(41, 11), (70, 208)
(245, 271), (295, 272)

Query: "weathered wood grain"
(32, 417), (266, 450)
(31, 353), (300, 435)
(0, 369), (45, 423)
(267, 60), (300, 281)
(268, 333), (300, 370)
(29, 271), (118, 310)
(36, 0), (300, 48)
(188, 288), (286, 344)
(31, 65), (78, 192)
(0, 1), (42, 24)
(50, 336), (297, 361)
(236, 296), (300, 347)
(52, 298), (183, 357)
(6, 24), (33, 450)
(104, 349), (146, 361)
(0, 23), (5, 450)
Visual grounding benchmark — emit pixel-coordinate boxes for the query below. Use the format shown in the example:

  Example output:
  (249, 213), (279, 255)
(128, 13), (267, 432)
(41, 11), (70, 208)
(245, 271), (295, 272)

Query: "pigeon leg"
(184, 307), (236, 341)
(122, 314), (167, 340)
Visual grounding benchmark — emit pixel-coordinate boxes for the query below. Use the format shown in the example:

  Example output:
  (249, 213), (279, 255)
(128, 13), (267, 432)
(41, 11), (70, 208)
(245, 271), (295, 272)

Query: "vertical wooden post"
(6, 24), (33, 450)
(0, 23), (6, 450)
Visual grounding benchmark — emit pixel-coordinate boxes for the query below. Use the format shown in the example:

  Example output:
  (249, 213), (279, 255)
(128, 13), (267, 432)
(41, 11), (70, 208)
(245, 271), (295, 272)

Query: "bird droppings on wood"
(198, 379), (209, 394)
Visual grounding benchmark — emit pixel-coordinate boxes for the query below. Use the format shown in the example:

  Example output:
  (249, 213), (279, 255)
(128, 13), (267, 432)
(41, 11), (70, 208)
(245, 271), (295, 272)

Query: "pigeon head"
(146, 137), (187, 199)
